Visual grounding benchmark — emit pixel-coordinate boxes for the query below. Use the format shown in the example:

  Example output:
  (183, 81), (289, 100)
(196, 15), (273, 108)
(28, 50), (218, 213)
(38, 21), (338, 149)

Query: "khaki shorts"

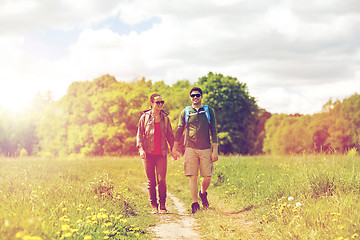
(184, 147), (213, 177)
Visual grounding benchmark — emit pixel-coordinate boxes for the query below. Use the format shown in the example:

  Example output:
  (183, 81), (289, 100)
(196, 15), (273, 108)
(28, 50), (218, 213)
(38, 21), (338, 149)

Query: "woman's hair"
(150, 93), (161, 103)
(149, 93), (161, 109)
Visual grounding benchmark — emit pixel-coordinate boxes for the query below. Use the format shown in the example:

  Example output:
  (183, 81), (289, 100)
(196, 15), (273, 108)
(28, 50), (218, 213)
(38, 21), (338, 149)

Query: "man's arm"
(210, 107), (218, 162)
(172, 109), (186, 160)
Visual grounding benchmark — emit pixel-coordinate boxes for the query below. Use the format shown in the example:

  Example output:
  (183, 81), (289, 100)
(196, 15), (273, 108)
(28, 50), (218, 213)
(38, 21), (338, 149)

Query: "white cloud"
(0, 0), (359, 114)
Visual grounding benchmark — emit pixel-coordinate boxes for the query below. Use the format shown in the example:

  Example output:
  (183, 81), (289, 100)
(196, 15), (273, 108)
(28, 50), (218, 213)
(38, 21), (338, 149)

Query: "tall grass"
(0, 157), (152, 240)
(167, 154), (360, 239)
(2, 155), (360, 239)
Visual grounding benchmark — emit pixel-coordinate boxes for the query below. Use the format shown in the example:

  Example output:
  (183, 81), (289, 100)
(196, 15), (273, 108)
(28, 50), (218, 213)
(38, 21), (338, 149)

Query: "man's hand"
(211, 151), (218, 162)
(211, 143), (218, 162)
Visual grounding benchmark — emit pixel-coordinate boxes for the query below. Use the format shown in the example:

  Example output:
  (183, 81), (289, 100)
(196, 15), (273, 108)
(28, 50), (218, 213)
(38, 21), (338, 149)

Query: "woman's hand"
(139, 148), (146, 159)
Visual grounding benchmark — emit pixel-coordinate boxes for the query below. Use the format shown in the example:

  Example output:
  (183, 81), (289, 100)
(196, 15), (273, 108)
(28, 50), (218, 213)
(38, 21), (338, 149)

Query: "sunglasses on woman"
(155, 101), (165, 105)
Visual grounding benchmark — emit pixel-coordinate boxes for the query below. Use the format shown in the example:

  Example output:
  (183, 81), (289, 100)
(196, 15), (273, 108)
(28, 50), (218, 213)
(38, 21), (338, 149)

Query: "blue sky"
(1, 0), (360, 114)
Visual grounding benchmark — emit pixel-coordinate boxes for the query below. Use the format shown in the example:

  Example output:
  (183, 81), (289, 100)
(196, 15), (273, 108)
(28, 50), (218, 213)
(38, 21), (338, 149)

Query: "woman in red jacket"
(136, 93), (176, 213)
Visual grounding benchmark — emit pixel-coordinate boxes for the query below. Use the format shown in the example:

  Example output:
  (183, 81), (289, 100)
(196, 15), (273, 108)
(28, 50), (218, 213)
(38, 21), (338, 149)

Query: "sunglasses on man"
(155, 101), (165, 105)
(190, 93), (201, 98)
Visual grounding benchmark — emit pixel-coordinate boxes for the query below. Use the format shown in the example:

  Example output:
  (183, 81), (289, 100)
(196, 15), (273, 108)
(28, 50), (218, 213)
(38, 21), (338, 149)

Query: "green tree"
(197, 72), (259, 154)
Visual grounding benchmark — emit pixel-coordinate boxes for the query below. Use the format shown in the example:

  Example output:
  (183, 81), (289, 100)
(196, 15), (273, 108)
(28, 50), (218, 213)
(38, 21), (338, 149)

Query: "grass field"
(0, 157), (153, 240)
(166, 154), (360, 239)
(1, 154), (360, 239)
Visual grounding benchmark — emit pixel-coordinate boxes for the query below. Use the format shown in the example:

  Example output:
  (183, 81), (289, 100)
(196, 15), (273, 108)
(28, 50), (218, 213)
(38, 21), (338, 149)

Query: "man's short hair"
(190, 87), (203, 96)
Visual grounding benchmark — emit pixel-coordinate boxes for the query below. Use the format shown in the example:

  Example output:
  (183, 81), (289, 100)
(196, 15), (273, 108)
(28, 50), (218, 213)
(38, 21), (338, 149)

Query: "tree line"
(1, 73), (359, 157)
(1, 73), (267, 157)
(263, 94), (360, 154)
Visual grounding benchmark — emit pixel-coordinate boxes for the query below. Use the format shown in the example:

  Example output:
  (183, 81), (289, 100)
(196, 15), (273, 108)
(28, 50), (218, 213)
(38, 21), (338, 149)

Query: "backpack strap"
(184, 105), (211, 124)
(203, 105), (210, 124)
(185, 106), (191, 124)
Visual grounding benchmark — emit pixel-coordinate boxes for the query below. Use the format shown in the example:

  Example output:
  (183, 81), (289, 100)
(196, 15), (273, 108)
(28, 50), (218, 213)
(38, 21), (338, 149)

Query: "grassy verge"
(0, 156), (154, 240)
(166, 154), (360, 240)
(2, 155), (359, 239)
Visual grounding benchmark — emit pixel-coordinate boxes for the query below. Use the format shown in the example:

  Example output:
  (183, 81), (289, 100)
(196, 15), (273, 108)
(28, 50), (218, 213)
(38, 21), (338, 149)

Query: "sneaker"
(199, 191), (209, 209)
(159, 203), (168, 214)
(191, 202), (200, 214)
(151, 204), (158, 214)
(159, 208), (168, 214)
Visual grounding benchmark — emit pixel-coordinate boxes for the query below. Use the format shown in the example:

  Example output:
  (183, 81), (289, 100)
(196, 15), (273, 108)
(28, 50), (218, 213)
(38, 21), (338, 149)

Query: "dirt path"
(149, 191), (201, 239)
(140, 186), (262, 239)
(140, 186), (201, 239)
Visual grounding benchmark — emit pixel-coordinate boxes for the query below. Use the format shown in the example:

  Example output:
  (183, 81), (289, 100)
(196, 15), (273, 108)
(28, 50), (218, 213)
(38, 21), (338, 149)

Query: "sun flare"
(0, 89), (33, 113)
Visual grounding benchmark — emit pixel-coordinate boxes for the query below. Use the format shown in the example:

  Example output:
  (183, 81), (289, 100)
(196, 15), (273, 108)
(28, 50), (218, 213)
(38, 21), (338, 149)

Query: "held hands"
(171, 142), (180, 160)
(140, 147), (179, 160)
(139, 148), (146, 160)
(171, 148), (180, 160)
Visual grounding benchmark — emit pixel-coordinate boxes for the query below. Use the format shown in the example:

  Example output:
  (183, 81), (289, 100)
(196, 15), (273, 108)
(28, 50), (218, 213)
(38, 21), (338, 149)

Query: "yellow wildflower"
(60, 216), (70, 222)
(61, 225), (71, 231)
(15, 232), (24, 238)
(352, 233), (359, 238)
(103, 222), (112, 227)
(84, 236), (92, 240)
(63, 232), (72, 238)
(23, 236), (42, 240)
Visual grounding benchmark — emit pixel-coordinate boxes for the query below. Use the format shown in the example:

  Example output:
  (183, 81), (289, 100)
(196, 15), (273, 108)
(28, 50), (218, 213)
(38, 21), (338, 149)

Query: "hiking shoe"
(191, 202), (200, 214)
(159, 203), (168, 214)
(151, 204), (158, 214)
(199, 191), (209, 209)
(159, 209), (168, 214)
